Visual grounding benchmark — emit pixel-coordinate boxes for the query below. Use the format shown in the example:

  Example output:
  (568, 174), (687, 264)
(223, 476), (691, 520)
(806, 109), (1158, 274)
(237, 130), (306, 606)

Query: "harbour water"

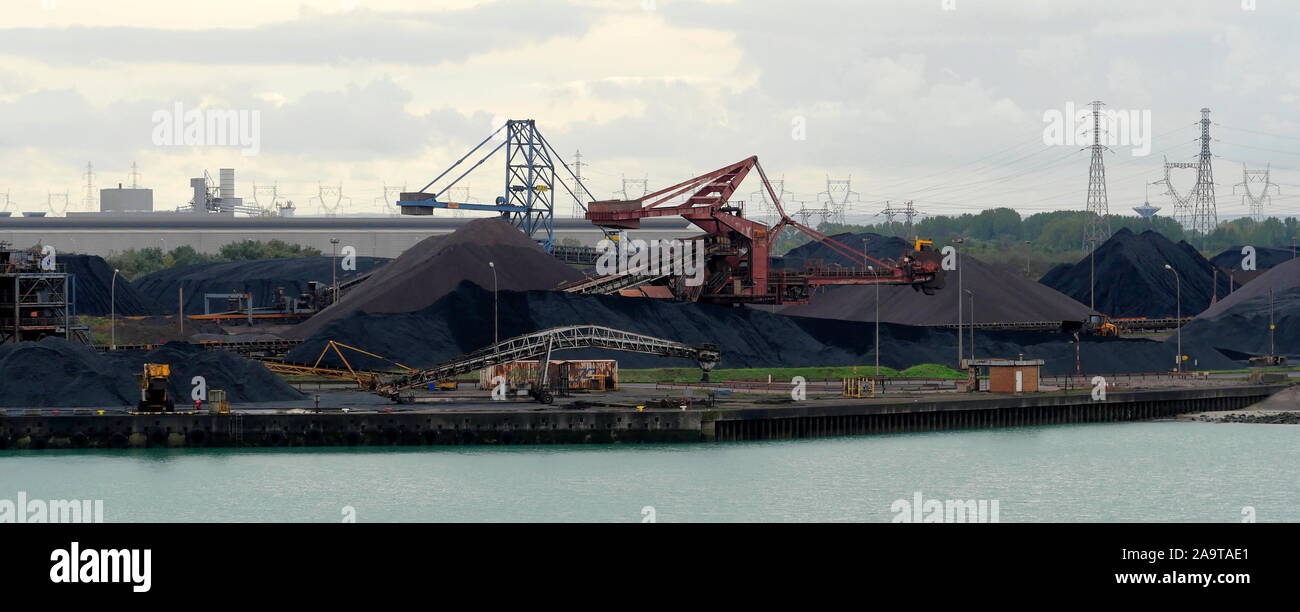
(1, 421), (1295, 522)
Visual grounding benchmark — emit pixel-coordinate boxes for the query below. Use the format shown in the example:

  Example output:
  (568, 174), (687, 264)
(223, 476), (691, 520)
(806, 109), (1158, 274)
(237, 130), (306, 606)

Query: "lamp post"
(329, 238), (340, 305)
(488, 261), (498, 348)
(954, 237), (964, 367)
(965, 289), (975, 362)
(868, 265), (880, 391)
(110, 269), (119, 349)
(1164, 264), (1181, 372)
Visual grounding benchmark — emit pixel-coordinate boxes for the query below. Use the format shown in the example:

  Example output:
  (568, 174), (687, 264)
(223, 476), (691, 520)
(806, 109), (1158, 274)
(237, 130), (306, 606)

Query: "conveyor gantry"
(374, 325), (720, 403)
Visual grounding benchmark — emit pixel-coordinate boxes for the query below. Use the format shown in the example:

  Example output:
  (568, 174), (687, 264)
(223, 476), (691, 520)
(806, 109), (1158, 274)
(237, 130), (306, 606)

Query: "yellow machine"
(842, 377), (876, 398)
(208, 389), (231, 414)
(433, 380), (459, 391)
(1085, 314), (1120, 337)
(136, 363), (175, 412)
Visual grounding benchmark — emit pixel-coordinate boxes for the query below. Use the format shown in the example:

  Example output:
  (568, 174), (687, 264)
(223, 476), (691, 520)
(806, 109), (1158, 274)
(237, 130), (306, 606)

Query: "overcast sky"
(1, 0), (1298, 222)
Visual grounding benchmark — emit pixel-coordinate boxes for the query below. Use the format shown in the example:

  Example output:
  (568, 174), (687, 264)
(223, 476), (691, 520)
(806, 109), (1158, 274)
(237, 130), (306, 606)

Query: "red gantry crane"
(574, 156), (945, 305)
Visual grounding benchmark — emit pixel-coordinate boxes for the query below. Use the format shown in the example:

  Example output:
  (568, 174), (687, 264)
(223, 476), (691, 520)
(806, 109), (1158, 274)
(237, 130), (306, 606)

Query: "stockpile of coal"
(1039, 229), (1229, 318)
(289, 282), (1236, 375)
(288, 218), (585, 339)
(1181, 258), (1300, 357)
(1209, 246), (1293, 271)
(64, 254), (160, 316)
(775, 232), (913, 269)
(103, 342), (303, 403)
(135, 256), (388, 315)
(0, 338), (137, 407)
(777, 254), (1094, 325)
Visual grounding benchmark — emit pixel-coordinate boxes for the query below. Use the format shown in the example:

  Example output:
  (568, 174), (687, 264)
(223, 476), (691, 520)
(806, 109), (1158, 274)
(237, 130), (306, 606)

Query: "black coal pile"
(135, 256), (388, 315)
(1181, 258), (1300, 357)
(775, 232), (913, 269)
(1039, 229), (1229, 318)
(289, 282), (1236, 375)
(288, 218), (585, 339)
(1209, 246), (1293, 271)
(64, 254), (159, 316)
(777, 253), (1094, 325)
(0, 338), (137, 407)
(103, 342), (303, 403)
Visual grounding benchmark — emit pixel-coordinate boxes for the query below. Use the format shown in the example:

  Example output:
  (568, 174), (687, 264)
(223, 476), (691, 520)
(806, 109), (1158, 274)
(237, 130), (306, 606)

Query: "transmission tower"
(83, 162), (96, 212)
(0, 191), (11, 213)
(749, 177), (789, 226)
(570, 150), (587, 218)
(378, 182), (406, 215)
(1161, 108), (1217, 237)
(447, 185), (480, 218)
(311, 183), (350, 216)
(1234, 163), (1278, 221)
(1083, 101), (1111, 247)
(251, 182), (281, 215)
(47, 192), (70, 216)
(879, 200), (922, 235)
(129, 162), (141, 188)
(616, 175), (649, 201)
(818, 175), (861, 226)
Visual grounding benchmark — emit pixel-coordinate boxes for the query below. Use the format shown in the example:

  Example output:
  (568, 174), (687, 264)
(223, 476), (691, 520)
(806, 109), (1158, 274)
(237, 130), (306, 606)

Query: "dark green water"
(1, 421), (1295, 522)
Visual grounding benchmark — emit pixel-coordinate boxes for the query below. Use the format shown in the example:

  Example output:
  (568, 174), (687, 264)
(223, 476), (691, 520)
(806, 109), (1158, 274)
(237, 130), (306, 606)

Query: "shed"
(962, 358), (1044, 393)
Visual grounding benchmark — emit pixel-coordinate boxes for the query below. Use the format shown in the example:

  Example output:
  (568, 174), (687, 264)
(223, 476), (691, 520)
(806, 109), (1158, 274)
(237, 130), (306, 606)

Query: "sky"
(1, 0), (1299, 223)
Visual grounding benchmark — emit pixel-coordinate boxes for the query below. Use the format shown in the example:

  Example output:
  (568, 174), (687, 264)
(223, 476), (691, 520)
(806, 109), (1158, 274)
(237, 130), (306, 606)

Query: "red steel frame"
(586, 156), (943, 305)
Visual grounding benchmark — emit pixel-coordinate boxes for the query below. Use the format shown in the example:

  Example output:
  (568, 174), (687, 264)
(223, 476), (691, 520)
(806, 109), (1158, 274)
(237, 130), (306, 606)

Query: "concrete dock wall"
(0, 385), (1288, 450)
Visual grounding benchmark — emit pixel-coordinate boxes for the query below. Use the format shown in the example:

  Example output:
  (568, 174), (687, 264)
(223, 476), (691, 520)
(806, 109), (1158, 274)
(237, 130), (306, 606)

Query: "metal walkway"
(374, 325), (720, 400)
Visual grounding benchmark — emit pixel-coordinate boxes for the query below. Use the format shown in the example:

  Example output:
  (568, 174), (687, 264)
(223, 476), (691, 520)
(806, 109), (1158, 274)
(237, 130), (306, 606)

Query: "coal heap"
(288, 282), (1237, 376)
(1181, 258), (1300, 357)
(0, 338), (137, 407)
(64, 254), (160, 316)
(775, 232), (913, 269)
(103, 342), (303, 403)
(1038, 229), (1229, 318)
(1209, 246), (1293, 271)
(777, 253), (1094, 325)
(287, 218), (584, 339)
(135, 255), (389, 315)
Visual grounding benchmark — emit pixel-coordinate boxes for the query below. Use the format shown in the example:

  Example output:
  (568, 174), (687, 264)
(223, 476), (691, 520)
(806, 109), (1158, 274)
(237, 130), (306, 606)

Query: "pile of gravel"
(1181, 258), (1300, 357)
(135, 256), (388, 315)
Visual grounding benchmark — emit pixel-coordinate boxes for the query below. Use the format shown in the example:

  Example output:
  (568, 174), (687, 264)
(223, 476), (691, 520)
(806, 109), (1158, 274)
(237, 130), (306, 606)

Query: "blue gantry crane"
(397, 119), (593, 251)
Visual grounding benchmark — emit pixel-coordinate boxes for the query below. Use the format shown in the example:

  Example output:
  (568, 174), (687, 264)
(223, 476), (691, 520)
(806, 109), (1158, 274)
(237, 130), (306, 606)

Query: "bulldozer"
(136, 363), (175, 413)
(1083, 314), (1120, 337)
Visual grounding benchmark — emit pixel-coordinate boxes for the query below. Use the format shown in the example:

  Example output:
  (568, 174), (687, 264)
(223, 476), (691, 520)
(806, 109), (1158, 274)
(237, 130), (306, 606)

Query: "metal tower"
(1161, 108), (1217, 236)
(83, 162), (96, 212)
(749, 177), (789, 226)
(1234, 163), (1278, 221)
(311, 184), (350, 216)
(1083, 101), (1111, 247)
(399, 119), (590, 251)
(47, 192), (70, 216)
(129, 162), (141, 189)
(879, 200), (922, 235)
(570, 150), (586, 218)
(818, 175), (861, 226)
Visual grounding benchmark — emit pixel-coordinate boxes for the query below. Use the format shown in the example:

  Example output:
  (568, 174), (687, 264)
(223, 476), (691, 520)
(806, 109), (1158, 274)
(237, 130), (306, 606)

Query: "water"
(1, 421), (1295, 522)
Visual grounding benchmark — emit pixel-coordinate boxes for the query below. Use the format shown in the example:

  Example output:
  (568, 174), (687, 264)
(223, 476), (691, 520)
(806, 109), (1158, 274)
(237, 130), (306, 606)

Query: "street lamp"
(953, 237), (964, 367)
(1164, 264), (1181, 372)
(329, 238), (340, 305)
(488, 261), (498, 348)
(1024, 240), (1032, 278)
(965, 289), (975, 362)
(868, 265), (880, 391)
(110, 268), (119, 349)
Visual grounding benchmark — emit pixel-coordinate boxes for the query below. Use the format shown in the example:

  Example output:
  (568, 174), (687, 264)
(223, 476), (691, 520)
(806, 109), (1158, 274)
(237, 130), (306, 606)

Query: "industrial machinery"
(368, 325), (720, 404)
(1083, 314), (1120, 337)
(572, 156), (945, 305)
(136, 363), (175, 413)
(208, 389), (231, 415)
(397, 119), (593, 251)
